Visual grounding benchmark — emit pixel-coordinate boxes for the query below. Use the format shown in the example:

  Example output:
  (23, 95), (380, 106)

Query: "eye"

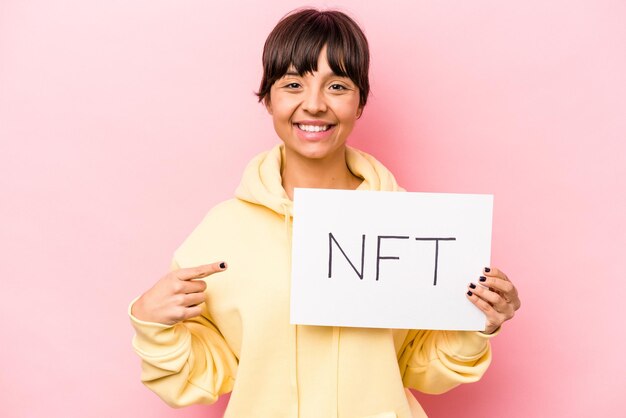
(285, 82), (301, 89)
(329, 84), (347, 91)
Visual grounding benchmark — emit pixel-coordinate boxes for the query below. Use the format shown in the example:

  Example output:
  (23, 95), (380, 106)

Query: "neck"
(281, 147), (362, 200)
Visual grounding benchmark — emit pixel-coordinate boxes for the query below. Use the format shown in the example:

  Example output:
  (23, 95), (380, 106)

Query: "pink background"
(1, 1), (625, 417)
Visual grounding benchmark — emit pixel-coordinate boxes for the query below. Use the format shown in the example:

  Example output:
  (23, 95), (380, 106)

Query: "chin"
(293, 142), (343, 160)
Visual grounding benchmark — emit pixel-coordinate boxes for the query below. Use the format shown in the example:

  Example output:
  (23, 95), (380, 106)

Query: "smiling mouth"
(296, 123), (334, 132)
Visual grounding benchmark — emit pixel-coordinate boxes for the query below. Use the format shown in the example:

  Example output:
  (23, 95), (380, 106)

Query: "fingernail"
(484, 267), (491, 273)
(467, 290), (473, 296)
(219, 262), (226, 269)
(479, 276), (486, 282)
(469, 283), (476, 289)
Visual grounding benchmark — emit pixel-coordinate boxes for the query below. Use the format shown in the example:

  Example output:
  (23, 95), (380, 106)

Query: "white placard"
(290, 188), (493, 330)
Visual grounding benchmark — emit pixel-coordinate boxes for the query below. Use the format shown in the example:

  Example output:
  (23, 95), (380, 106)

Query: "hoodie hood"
(235, 144), (401, 217)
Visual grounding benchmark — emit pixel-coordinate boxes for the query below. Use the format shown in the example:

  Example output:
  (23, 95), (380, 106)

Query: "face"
(265, 45), (363, 161)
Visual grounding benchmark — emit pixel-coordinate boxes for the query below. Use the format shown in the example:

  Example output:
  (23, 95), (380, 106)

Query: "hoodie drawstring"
(282, 202), (300, 418)
(282, 203), (291, 240)
(331, 327), (340, 418)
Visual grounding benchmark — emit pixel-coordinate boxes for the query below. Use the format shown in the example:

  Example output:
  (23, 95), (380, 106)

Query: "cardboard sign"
(290, 189), (493, 330)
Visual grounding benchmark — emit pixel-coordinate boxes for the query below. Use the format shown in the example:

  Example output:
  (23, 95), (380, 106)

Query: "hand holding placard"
(466, 267), (521, 334)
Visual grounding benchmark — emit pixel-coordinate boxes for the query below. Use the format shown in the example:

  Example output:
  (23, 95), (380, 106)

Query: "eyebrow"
(284, 69), (343, 78)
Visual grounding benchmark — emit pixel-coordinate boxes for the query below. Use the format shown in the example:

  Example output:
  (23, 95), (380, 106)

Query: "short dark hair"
(256, 8), (370, 108)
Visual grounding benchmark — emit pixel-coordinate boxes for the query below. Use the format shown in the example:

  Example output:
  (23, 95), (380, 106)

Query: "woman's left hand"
(466, 267), (521, 335)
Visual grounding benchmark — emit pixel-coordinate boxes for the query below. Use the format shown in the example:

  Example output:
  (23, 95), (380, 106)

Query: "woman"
(129, 8), (521, 418)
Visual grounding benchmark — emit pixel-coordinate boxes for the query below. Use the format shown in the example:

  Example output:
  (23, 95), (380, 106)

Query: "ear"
(356, 106), (363, 119)
(264, 97), (273, 115)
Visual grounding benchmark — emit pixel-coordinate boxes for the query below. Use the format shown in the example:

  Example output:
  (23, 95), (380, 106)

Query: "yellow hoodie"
(129, 144), (496, 418)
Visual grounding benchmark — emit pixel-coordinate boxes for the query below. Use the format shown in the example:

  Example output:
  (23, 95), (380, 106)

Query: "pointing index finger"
(175, 262), (227, 281)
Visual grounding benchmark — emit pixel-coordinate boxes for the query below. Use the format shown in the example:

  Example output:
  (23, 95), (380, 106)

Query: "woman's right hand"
(131, 262), (227, 325)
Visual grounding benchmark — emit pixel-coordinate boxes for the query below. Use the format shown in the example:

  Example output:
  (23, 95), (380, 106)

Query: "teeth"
(298, 124), (330, 132)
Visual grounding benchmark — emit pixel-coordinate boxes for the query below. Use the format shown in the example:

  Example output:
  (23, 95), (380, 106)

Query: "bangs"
(273, 15), (354, 78)
(257, 9), (370, 106)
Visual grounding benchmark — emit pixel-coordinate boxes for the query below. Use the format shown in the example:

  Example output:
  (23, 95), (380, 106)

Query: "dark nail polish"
(469, 283), (476, 289)
(479, 276), (486, 282)
(467, 290), (473, 296)
(219, 262), (226, 269)
(484, 267), (491, 273)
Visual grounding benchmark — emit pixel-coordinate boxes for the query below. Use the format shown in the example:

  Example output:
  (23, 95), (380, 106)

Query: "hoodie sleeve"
(128, 261), (238, 407)
(397, 329), (498, 394)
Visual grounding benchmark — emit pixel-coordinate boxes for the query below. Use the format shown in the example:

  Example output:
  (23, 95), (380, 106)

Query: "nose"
(302, 88), (327, 114)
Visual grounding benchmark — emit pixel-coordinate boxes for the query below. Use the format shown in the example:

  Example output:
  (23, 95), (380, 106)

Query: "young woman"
(129, 8), (521, 418)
